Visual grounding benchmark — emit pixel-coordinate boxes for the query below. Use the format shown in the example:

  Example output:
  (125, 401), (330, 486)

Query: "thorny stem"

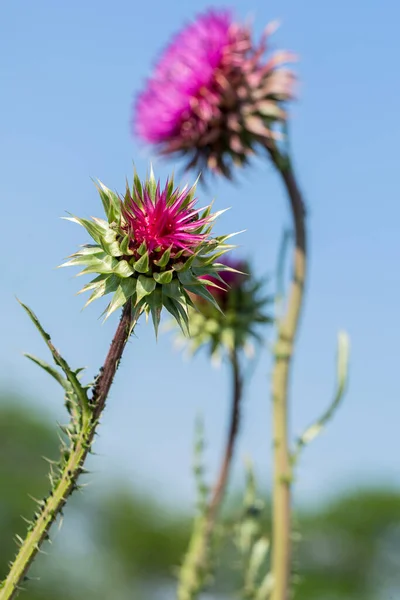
(268, 148), (307, 600)
(177, 348), (243, 600)
(0, 302), (133, 600)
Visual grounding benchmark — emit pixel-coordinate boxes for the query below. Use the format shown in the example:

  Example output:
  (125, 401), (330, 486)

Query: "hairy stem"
(177, 348), (243, 600)
(0, 302), (133, 600)
(269, 152), (307, 600)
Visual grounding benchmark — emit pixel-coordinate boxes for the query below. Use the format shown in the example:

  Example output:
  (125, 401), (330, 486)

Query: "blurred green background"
(1, 393), (399, 600)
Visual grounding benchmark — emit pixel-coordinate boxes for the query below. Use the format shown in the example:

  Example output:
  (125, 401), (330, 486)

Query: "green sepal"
(71, 244), (104, 256)
(163, 295), (189, 336)
(146, 286), (163, 338)
(64, 216), (106, 246)
(153, 247), (171, 268)
(114, 260), (134, 278)
(185, 283), (224, 314)
(136, 275), (157, 304)
(60, 251), (108, 269)
(94, 180), (121, 224)
(76, 273), (109, 295)
(120, 235), (134, 255)
(77, 255), (118, 276)
(104, 278), (137, 320)
(137, 241), (147, 256)
(83, 274), (120, 308)
(133, 251), (149, 273)
(133, 168), (143, 198)
(145, 164), (157, 202)
(153, 270), (174, 285)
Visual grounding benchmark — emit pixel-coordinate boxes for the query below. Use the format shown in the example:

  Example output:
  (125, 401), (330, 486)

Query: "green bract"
(60, 169), (236, 336)
(177, 263), (273, 364)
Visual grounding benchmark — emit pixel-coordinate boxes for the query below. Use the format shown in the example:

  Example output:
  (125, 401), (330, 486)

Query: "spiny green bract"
(60, 168), (236, 336)
(176, 260), (273, 364)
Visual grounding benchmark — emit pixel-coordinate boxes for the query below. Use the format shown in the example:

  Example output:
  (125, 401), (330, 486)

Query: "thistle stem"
(177, 348), (243, 600)
(207, 347), (243, 528)
(269, 152), (307, 600)
(0, 302), (133, 600)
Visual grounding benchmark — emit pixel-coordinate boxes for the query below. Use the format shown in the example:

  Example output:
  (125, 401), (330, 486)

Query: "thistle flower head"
(178, 257), (273, 362)
(134, 9), (296, 178)
(60, 168), (235, 335)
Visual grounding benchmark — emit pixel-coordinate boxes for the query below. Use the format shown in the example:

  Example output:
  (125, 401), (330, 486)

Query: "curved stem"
(269, 152), (307, 600)
(177, 348), (243, 600)
(0, 302), (133, 600)
(207, 347), (242, 528)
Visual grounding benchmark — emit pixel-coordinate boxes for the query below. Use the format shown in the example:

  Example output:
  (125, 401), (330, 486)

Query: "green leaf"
(19, 301), (90, 417)
(136, 275), (156, 303)
(292, 331), (350, 462)
(153, 270), (174, 284)
(133, 251), (149, 273)
(24, 353), (68, 390)
(114, 260), (134, 278)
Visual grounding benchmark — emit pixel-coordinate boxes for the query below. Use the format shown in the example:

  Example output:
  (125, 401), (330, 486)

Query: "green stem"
(268, 151), (307, 600)
(177, 348), (243, 600)
(0, 302), (133, 600)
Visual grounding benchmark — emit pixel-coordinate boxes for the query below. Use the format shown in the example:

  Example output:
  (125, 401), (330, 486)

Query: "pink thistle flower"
(121, 178), (210, 267)
(134, 9), (296, 178)
(61, 168), (235, 333)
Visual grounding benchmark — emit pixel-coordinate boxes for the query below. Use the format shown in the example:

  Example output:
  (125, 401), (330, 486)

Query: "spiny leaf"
(19, 301), (90, 416)
(24, 354), (68, 390)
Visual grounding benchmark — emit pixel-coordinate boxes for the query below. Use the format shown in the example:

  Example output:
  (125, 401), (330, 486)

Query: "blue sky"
(1, 0), (399, 508)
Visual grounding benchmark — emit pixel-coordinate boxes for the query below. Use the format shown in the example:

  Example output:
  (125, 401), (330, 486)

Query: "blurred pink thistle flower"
(134, 9), (296, 178)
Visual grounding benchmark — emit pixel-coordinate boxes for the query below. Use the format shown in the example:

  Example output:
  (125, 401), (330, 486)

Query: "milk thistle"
(0, 168), (234, 600)
(134, 9), (295, 178)
(61, 168), (235, 335)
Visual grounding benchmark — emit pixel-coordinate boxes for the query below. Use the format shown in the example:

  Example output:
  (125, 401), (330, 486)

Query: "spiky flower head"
(178, 257), (273, 363)
(60, 168), (235, 335)
(134, 9), (296, 178)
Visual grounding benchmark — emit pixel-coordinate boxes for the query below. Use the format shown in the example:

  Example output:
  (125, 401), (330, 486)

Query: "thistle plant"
(133, 9), (349, 600)
(176, 259), (273, 600)
(0, 168), (233, 600)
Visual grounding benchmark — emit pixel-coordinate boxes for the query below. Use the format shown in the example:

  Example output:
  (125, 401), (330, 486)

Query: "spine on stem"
(0, 302), (133, 600)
